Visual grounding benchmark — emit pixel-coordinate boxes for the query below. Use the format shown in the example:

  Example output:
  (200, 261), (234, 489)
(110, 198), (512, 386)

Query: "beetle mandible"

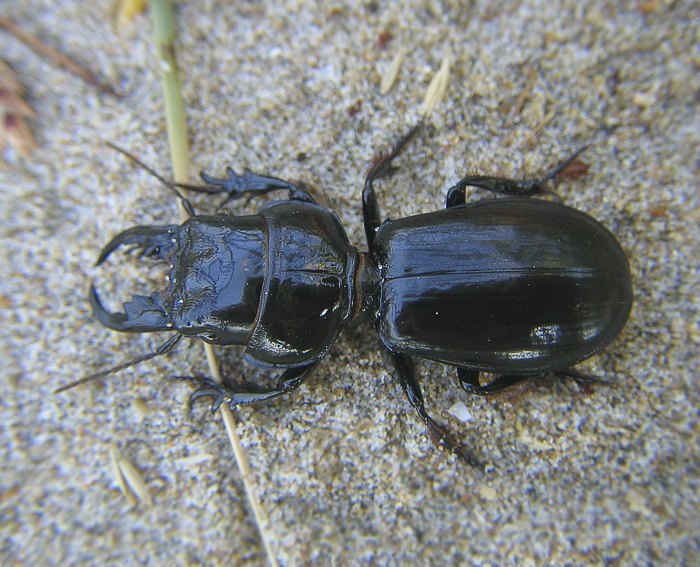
(65, 124), (633, 465)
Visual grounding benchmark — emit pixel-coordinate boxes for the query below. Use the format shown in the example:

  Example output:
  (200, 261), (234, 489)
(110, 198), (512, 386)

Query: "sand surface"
(1, 1), (698, 565)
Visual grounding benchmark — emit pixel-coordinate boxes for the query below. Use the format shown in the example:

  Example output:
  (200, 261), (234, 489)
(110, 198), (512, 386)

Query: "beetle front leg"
(180, 169), (316, 208)
(445, 145), (590, 207)
(188, 362), (318, 411)
(392, 352), (482, 468)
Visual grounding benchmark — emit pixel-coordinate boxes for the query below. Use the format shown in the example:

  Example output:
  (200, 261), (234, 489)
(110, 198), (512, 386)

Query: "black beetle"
(65, 125), (633, 465)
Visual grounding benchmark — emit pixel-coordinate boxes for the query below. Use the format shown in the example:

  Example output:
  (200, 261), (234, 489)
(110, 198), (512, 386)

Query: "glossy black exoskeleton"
(70, 126), (633, 465)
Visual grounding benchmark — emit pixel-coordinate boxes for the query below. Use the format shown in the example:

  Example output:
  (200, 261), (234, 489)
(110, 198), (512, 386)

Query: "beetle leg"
(188, 362), (318, 411)
(446, 176), (544, 206)
(554, 368), (614, 394)
(392, 352), (482, 468)
(363, 123), (422, 247)
(457, 367), (612, 396)
(445, 145), (591, 207)
(457, 368), (529, 396)
(445, 184), (467, 208)
(178, 169), (316, 208)
(362, 180), (381, 248)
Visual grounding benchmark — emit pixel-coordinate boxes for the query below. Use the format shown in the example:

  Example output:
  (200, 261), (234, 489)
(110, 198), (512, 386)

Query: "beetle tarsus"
(193, 388), (230, 413)
(446, 175), (544, 205)
(554, 368), (615, 395)
(365, 122), (422, 185)
(423, 414), (483, 469)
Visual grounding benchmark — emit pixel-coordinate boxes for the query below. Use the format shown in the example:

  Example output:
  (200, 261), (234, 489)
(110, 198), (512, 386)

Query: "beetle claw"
(89, 285), (171, 332)
(189, 382), (232, 412)
(96, 225), (179, 266)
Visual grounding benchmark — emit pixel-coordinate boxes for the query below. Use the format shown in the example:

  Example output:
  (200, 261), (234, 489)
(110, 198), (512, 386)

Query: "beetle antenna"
(539, 144), (591, 186)
(105, 142), (196, 216)
(54, 334), (182, 394)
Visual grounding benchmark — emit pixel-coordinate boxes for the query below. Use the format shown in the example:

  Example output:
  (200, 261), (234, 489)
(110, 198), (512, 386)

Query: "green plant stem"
(149, 0), (189, 185)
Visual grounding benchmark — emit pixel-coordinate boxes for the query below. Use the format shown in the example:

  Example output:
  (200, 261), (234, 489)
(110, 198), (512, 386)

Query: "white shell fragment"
(448, 401), (473, 423)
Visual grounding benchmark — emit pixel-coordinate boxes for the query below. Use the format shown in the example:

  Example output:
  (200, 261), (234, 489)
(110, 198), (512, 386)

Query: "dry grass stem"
(0, 17), (120, 97)
(149, 1), (278, 564)
(0, 59), (35, 158)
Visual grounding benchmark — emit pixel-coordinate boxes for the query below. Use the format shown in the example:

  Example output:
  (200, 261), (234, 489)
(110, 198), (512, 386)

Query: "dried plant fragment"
(648, 205), (667, 218)
(376, 27), (394, 49)
(174, 453), (214, 467)
(109, 445), (138, 506)
(421, 54), (451, 117)
(118, 456), (153, 507)
(512, 67), (537, 115)
(380, 48), (405, 95)
(0, 17), (120, 97)
(637, 0), (661, 13)
(117, 0), (148, 30)
(109, 445), (153, 507)
(0, 59), (35, 158)
(557, 157), (589, 180)
(521, 110), (555, 149)
(131, 397), (150, 419)
(347, 98), (363, 116)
